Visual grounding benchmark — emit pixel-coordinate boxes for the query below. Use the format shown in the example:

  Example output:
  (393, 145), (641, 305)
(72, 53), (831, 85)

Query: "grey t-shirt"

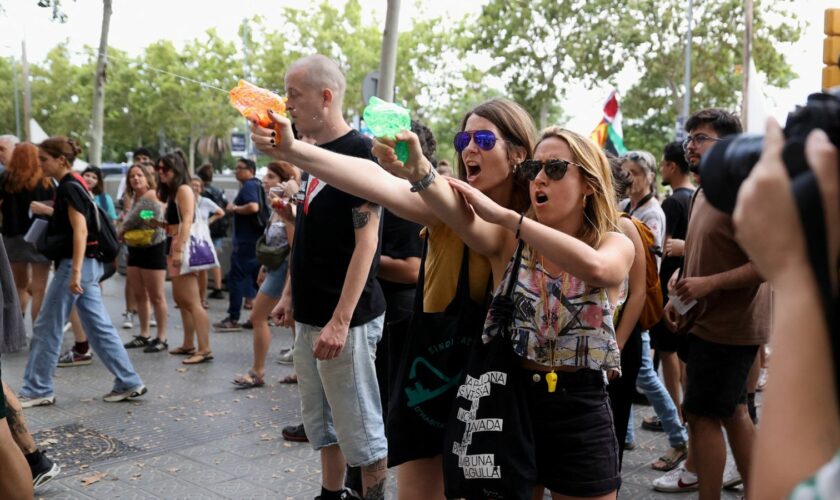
(622, 196), (666, 269)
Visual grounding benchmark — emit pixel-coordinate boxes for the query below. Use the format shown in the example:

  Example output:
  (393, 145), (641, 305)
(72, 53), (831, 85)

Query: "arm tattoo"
(352, 203), (381, 230)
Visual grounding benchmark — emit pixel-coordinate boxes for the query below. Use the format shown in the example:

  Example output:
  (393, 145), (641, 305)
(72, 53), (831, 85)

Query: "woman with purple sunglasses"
(252, 99), (535, 499)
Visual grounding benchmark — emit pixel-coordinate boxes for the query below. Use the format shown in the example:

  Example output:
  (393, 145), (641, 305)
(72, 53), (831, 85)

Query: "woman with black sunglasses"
(156, 152), (212, 365)
(383, 126), (635, 499)
(252, 99), (534, 499)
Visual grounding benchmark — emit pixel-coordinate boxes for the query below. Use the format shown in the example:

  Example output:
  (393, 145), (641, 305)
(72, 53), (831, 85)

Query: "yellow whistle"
(546, 371), (557, 393)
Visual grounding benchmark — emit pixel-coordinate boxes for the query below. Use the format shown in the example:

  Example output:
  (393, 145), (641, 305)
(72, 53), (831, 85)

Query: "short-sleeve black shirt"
(290, 130), (386, 327)
(659, 186), (695, 291)
(378, 209), (423, 294)
(48, 173), (99, 261)
(0, 174), (54, 237)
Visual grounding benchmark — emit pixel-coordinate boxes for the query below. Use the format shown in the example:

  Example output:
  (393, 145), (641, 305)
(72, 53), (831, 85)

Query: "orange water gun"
(229, 80), (287, 131)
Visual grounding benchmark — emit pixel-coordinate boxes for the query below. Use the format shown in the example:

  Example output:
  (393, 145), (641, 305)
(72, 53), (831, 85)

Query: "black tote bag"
(386, 239), (490, 467)
(443, 240), (537, 500)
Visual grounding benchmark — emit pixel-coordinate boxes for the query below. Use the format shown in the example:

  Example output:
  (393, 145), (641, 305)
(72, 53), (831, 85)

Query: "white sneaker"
(121, 312), (134, 329)
(18, 395), (56, 408)
(150, 318), (157, 328)
(277, 348), (294, 365)
(653, 464), (698, 492)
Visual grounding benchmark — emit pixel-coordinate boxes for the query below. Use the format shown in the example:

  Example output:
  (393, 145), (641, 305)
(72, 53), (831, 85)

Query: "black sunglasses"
(454, 130), (498, 153)
(518, 159), (578, 181)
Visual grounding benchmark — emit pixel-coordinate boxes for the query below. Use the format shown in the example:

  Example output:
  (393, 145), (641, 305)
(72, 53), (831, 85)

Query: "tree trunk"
(21, 41), (31, 142)
(90, 0), (113, 166)
(189, 132), (199, 174)
(539, 101), (549, 130)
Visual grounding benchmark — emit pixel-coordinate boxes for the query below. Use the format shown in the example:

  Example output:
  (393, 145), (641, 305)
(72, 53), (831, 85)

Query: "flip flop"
(183, 352), (214, 365)
(233, 370), (265, 388)
(279, 374), (298, 384)
(169, 346), (196, 356)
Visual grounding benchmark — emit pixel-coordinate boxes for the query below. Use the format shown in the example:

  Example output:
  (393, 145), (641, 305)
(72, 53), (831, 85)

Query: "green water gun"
(363, 96), (411, 163)
(139, 210), (155, 220)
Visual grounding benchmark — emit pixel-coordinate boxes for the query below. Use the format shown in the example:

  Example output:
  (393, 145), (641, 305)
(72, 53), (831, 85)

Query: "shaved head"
(286, 54), (346, 107)
(0, 135), (19, 167)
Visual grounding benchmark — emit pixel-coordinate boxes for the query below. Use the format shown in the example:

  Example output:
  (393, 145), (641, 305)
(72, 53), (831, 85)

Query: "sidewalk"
(2, 274), (743, 499)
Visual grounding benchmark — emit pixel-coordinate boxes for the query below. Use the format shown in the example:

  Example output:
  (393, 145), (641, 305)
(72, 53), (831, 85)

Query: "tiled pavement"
(2, 274), (744, 499)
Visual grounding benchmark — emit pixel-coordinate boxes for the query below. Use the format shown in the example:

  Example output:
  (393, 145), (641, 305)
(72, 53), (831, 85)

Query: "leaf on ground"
(130, 473), (142, 481)
(38, 438), (58, 447)
(79, 464), (90, 469)
(168, 467), (180, 473)
(81, 471), (108, 486)
(176, 368), (188, 373)
(283, 442), (293, 448)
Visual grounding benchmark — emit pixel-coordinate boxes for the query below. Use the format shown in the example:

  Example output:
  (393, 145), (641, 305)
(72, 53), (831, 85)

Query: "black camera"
(700, 88), (840, 214)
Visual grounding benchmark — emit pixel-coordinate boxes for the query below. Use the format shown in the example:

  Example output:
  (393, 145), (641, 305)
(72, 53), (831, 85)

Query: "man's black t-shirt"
(659, 186), (695, 292)
(0, 175), (54, 237)
(378, 208), (423, 294)
(291, 129), (386, 328)
(48, 172), (99, 261)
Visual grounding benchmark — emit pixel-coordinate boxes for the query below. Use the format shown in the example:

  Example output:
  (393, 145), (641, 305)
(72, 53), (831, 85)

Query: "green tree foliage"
(621, 0), (803, 157)
(7, 0), (802, 172)
(0, 58), (18, 134)
(471, 0), (632, 129)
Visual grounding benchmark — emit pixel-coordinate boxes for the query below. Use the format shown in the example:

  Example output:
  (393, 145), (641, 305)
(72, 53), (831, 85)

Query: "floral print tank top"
(482, 248), (622, 375)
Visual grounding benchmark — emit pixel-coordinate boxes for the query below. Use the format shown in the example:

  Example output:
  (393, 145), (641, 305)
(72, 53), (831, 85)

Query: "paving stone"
(3, 274), (757, 499)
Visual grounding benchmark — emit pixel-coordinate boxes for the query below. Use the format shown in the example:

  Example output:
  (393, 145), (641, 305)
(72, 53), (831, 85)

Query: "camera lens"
(700, 135), (764, 214)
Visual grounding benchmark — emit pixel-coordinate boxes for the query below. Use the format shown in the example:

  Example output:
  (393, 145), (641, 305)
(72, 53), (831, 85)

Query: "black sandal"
(124, 336), (150, 349)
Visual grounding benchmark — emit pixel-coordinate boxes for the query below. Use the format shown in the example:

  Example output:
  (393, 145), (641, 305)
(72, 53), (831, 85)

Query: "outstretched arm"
(449, 177), (633, 288)
(251, 112), (442, 229)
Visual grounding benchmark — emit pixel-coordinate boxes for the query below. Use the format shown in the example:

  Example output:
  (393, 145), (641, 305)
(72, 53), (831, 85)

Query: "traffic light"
(823, 8), (840, 90)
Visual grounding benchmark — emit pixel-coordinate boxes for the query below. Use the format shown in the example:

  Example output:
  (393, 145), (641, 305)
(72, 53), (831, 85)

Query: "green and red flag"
(590, 90), (628, 155)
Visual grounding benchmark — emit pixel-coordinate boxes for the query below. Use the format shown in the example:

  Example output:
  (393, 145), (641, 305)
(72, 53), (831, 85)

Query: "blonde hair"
(529, 127), (619, 249)
(124, 164), (157, 200)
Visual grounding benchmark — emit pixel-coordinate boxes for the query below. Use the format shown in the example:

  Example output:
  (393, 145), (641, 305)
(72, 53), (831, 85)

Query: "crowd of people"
(0, 51), (837, 500)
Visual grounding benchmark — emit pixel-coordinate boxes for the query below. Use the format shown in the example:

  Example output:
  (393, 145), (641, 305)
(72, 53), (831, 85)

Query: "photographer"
(734, 119), (840, 498)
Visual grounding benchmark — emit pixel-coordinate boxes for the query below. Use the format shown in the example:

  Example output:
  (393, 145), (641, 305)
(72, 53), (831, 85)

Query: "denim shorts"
(524, 368), (621, 496)
(294, 315), (387, 467)
(258, 260), (288, 299)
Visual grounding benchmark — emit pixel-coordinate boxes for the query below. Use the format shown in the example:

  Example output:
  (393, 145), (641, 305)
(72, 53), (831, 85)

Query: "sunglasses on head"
(454, 130), (498, 153)
(517, 159), (577, 181)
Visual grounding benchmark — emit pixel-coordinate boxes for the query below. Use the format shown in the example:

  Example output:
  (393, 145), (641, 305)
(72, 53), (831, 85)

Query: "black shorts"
(523, 368), (621, 497)
(683, 334), (759, 419)
(649, 319), (686, 353)
(127, 242), (167, 270)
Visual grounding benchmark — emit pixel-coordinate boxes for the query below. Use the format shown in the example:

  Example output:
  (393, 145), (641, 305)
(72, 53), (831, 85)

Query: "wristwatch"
(410, 166), (437, 193)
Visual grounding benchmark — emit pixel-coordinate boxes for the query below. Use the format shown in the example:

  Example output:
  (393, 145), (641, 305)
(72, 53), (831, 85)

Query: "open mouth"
(534, 191), (549, 205)
(465, 163), (481, 182)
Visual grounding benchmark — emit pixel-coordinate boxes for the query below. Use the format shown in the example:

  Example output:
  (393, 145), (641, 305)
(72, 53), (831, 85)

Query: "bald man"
(0, 135), (20, 172)
(271, 54), (388, 500)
